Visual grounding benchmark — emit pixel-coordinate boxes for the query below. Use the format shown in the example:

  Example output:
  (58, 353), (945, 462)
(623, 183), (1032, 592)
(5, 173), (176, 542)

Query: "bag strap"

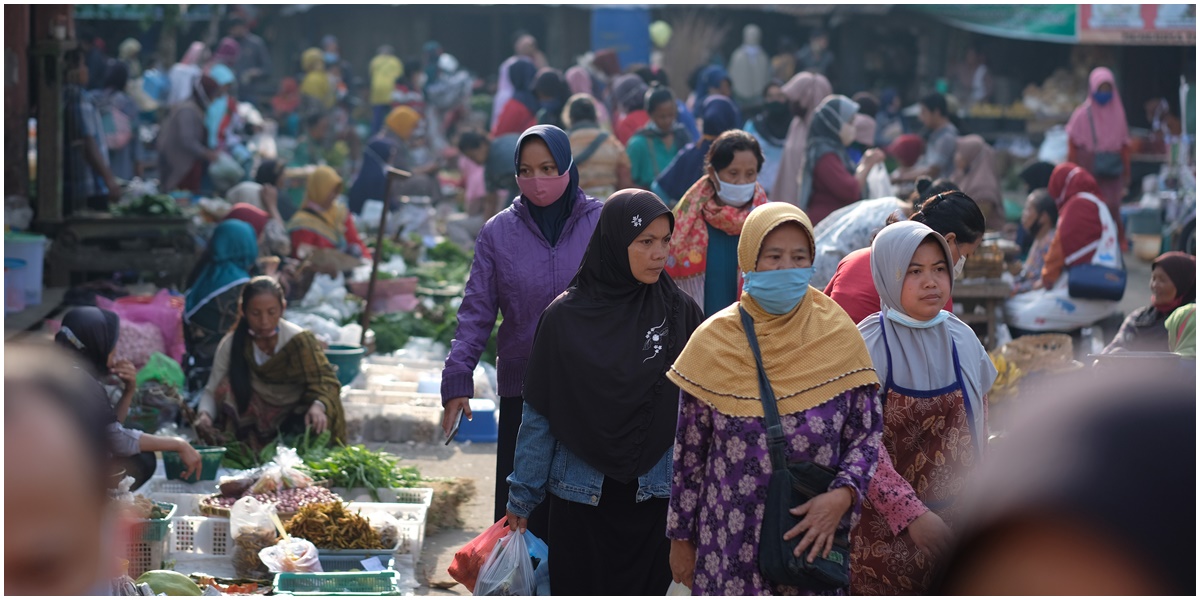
(574, 132), (609, 166)
(738, 306), (790, 472)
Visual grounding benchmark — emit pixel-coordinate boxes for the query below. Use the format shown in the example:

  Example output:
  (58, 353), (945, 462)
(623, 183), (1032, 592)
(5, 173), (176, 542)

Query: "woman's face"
(245, 292), (284, 338)
(1150, 266), (1178, 306)
(900, 240), (952, 320)
(1021, 195), (1043, 232)
(764, 85), (786, 104)
(650, 100), (678, 134)
(628, 215), (672, 285)
(711, 149), (759, 187)
(1098, 82), (1113, 94)
(715, 79), (732, 98)
(838, 121), (856, 146)
(5, 395), (109, 596)
(756, 222), (812, 271)
(943, 232), (981, 264)
(517, 138), (559, 179)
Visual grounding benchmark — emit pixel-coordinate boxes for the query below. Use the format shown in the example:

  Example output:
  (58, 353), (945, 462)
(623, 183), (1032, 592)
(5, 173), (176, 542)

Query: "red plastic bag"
(448, 518), (509, 593)
(96, 290), (185, 364)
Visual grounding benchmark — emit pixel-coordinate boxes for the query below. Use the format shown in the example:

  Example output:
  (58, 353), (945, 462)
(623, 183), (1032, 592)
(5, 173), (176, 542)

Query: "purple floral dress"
(667, 387), (883, 596)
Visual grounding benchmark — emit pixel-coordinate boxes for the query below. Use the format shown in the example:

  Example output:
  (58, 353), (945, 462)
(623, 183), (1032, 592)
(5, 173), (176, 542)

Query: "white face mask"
(716, 178), (756, 207)
(953, 255), (966, 280)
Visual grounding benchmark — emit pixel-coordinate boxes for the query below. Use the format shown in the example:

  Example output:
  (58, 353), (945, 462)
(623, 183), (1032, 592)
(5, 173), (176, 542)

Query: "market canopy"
(911, 4), (1195, 46)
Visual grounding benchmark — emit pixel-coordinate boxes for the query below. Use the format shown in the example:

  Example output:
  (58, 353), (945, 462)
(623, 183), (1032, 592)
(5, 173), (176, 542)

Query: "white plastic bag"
(249, 447), (314, 495)
(666, 582), (692, 596)
(1038, 126), (1069, 164)
(865, 163), (895, 200)
(474, 531), (535, 596)
(260, 538), (323, 573)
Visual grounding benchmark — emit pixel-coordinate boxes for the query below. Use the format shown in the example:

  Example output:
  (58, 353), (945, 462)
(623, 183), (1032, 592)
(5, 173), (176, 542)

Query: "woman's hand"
(505, 509), (528, 534)
(669, 539), (697, 588)
(112, 359), (139, 392)
(784, 487), (854, 563)
(193, 411), (213, 430)
(305, 402), (328, 434)
(906, 510), (954, 560)
(176, 440), (203, 480)
(862, 148), (887, 168)
(442, 397), (473, 438)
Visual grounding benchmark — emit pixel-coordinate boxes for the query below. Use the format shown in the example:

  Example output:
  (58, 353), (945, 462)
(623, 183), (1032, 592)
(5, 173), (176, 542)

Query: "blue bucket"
(324, 345), (366, 386)
(455, 399), (498, 443)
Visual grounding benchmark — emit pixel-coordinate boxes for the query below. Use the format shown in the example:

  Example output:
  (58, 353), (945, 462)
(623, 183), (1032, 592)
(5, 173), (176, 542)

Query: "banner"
(1078, 4), (1196, 46)
(911, 5), (1078, 43)
(591, 7), (651, 71)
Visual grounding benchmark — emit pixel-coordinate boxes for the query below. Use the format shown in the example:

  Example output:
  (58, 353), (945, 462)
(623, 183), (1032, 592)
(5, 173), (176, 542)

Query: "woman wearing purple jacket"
(441, 124), (602, 535)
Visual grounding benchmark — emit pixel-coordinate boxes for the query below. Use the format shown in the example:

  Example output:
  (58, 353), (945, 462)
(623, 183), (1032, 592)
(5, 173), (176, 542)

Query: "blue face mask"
(742, 267), (815, 315)
(885, 307), (951, 329)
(1093, 91), (1113, 106)
(324, 52), (338, 66)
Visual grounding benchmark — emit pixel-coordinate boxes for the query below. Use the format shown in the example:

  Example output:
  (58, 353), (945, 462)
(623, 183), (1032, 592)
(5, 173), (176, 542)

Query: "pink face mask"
(516, 160), (573, 207)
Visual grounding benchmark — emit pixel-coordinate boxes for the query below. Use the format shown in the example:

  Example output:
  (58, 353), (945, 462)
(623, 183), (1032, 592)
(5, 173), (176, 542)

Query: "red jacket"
(494, 100), (536, 137)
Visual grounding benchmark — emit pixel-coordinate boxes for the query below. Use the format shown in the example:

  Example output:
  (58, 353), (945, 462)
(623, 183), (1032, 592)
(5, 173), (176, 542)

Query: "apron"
(850, 315), (981, 595)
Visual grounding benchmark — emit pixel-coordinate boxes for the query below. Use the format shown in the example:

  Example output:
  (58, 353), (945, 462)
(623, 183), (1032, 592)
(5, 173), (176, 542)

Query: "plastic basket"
(131, 502), (177, 543)
(273, 570), (402, 596)
(331, 487), (433, 507)
(318, 549), (398, 572)
(125, 538), (168, 580)
(142, 478), (220, 516)
(164, 446), (226, 483)
(170, 516), (231, 556)
(345, 503), (427, 558)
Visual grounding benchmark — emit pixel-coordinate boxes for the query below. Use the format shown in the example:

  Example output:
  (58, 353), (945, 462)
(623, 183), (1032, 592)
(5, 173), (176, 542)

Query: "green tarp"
(910, 5), (1078, 44)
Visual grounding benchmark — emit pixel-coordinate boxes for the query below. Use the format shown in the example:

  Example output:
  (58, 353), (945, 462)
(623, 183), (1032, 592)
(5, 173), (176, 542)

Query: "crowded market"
(2, 3), (1196, 596)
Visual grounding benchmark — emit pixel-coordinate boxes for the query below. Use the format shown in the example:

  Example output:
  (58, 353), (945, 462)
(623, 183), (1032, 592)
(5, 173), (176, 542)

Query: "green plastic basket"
(163, 445), (226, 483)
(273, 570), (400, 596)
(132, 502), (177, 542)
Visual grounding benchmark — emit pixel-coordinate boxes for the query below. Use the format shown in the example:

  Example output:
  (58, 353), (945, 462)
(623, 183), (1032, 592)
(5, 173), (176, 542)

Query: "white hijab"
(857, 221), (995, 436)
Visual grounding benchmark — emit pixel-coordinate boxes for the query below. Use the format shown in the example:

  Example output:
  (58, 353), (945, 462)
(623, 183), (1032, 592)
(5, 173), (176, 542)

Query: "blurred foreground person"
(5, 344), (120, 595)
(937, 375), (1195, 595)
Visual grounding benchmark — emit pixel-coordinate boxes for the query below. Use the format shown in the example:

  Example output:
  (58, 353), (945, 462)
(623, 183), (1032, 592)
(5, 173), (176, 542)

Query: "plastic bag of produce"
(97, 290), (186, 364)
(448, 518), (509, 592)
(259, 538), (323, 573)
(249, 447), (314, 495)
(112, 321), (166, 369)
(474, 531), (535, 596)
(230, 497), (280, 579)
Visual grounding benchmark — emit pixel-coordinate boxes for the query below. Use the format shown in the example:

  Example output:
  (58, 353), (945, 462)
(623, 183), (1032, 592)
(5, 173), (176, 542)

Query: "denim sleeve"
(506, 401), (554, 519)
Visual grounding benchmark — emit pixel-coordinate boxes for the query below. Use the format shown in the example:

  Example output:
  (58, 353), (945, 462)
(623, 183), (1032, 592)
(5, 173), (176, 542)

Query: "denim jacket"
(506, 401), (672, 518)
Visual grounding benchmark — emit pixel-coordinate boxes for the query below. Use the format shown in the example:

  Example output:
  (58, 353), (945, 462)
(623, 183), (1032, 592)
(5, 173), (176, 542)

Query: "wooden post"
(359, 167), (411, 348)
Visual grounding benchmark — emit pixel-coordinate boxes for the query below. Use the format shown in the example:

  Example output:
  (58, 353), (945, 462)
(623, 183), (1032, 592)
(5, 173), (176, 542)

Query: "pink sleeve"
(867, 444), (928, 537)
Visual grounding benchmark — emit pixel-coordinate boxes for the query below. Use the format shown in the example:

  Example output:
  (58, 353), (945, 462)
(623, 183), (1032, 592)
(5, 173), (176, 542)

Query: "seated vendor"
(192, 277), (345, 453)
(184, 220), (259, 375)
(286, 165), (372, 260)
(55, 307), (202, 489)
(1012, 189), (1058, 294)
(1103, 252), (1195, 354)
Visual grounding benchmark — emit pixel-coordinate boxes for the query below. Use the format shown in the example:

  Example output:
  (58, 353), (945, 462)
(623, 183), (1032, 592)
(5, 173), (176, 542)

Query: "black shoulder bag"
(739, 306), (850, 591)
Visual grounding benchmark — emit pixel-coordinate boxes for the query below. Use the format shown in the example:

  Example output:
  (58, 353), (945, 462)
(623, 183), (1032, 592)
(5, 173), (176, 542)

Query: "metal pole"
(359, 167), (411, 348)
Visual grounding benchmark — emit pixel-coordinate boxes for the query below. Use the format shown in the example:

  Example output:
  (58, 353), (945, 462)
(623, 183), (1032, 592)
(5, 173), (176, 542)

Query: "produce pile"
(202, 486), (344, 515)
(131, 495), (171, 520)
(301, 445), (422, 500)
(284, 502), (384, 550)
(111, 194), (184, 218)
(988, 352), (1024, 405)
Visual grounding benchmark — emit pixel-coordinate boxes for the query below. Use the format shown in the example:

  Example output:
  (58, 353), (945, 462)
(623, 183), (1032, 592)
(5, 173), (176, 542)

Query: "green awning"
(910, 5), (1078, 43)
(74, 5), (214, 22)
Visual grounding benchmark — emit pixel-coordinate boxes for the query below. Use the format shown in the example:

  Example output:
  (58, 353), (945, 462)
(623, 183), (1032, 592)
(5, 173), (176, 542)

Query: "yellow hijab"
(287, 166), (347, 245)
(667, 203), (879, 417)
(386, 106), (421, 139)
(300, 48), (334, 109)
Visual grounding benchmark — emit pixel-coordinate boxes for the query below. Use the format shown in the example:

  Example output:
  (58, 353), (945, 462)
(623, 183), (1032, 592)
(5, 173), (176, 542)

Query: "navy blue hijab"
(515, 125), (581, 247)
(348, 139), (396, 215)
(654, 96), (740, 201)
(509, 59), (540, 115)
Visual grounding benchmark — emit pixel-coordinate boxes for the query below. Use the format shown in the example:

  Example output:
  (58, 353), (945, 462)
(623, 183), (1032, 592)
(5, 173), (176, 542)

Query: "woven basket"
(1000, 334), (1074, 373)
(963, 243), (1007, 279)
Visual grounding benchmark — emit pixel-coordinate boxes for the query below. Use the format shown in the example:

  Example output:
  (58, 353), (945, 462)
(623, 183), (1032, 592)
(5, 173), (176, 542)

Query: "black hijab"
(524, 190), (704, 484)
(515, 125), (580, 247)
(55, 306), (120, 376)
(1020, 161), (1055, 192)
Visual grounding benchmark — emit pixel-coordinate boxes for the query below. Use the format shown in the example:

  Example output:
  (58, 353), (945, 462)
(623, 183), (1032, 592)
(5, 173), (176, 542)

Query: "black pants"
(117, 451), (157, 491)
(497, 396), (549, 540)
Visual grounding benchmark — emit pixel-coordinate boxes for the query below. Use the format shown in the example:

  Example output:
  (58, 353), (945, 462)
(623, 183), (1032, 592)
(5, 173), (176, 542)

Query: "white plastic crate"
(141, 477), (219, 516)
(169, 516), (231, 556)
(125, 538), (168, 579)
(346, 503), (427, 559)
(331, 487), (434, 507)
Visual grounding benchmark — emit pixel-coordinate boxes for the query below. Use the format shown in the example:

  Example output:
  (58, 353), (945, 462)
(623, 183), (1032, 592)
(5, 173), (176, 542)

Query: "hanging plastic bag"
(666, 582), (692, 596)
(448, 518), (509, 593)
(230, 497), (280, 580)
(136, 352), (186, 391)
(474, 531), (535, 597)
(249, 447), (314, 495)
(260, 538), (323, 573)
(523, 531), (550, 596)
(865, 163), (895, 200)
(97, 290), (185, 364)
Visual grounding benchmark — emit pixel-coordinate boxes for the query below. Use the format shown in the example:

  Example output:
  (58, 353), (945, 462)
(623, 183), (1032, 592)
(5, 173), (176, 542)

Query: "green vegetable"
(136, 571), (202, 596)
(112, 194), (183, 218)
(300, 445), (427, 501)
